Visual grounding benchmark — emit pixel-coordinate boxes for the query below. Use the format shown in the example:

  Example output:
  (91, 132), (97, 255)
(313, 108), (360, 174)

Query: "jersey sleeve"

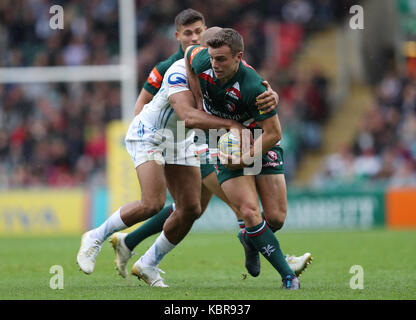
(143, 65), (164, 95)
(143, 56), (176, 95)
(246, 81), (277, 122)
(186, 45), (211, 74)
(164, 63), (189, 98)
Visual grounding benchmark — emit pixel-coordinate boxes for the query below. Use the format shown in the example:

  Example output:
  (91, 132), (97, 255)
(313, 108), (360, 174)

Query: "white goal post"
(0, 0), (137, 123)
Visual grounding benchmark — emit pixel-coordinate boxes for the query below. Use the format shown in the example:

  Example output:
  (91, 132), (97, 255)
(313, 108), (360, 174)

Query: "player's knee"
(239, 202), (260, 223)
(268, 218), (284, 231)
(188, 202), (202, 220)
(142, 200), (165, 217)
(266, 209), (287, 231)
(152, 200), (166, 214)
(185, 201), (202, 220)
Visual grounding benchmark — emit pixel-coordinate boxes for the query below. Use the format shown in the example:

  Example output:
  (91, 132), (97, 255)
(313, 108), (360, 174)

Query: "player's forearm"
(184, 109), (236, 130)
(134, 89), (154, 116)
(246, 117), (281, 160)
(170, 91), (237, 130)
(252, 130), (281, 158)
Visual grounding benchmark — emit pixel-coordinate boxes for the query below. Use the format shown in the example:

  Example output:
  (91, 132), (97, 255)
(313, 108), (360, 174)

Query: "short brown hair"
(206, 28), (244, 56)
(175, 9), (205, 30)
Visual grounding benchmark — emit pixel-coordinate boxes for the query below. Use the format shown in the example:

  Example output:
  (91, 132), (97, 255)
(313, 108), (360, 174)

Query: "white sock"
(141, 231), (176, 267)
(92, 208), (127, 243)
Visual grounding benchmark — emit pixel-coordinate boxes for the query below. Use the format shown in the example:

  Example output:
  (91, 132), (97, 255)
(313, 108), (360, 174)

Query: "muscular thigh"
(164, 164), (201, 208)
(202, 171), (239, 215)
(136, 160), (167, 205)
(202, 171), (227, 203)
(221, 175), (262, 226)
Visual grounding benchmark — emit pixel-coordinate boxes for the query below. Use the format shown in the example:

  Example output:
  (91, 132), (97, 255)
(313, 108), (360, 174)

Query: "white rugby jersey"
(126, 59), (194, 145)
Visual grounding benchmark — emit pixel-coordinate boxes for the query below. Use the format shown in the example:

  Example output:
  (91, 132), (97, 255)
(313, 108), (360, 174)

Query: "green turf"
(0, 229), (415, 300)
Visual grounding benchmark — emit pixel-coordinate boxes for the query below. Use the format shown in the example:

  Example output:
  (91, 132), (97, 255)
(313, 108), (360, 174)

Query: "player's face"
(208, 45), (242, 82)
(176, 21), (206, 51)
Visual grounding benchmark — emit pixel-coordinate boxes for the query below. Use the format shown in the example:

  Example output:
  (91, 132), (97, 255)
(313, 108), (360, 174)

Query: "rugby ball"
(218, 131), (241, 157)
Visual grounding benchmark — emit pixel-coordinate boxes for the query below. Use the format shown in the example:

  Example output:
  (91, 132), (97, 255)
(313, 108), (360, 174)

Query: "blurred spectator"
(281, 0), (313, 25)
(0, 82), (120, 188)
(315, 143), (356, 186)
(62, 35), (89, 66)
(389, 157), (416, 187)
(316, 68), (416, 188)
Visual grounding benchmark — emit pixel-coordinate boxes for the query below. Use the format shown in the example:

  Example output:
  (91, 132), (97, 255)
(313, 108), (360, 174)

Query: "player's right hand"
(256, 80), (279, 114)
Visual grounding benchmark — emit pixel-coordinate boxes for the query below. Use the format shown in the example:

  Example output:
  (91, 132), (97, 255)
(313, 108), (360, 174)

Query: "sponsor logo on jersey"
(226, 103), (236, 112)
(199, 69), (216, 85)
(225, 82), (241, 100)
(147, 67), (163, 89)
(262, 161), (283, 168)
(168, 72), (187, 85)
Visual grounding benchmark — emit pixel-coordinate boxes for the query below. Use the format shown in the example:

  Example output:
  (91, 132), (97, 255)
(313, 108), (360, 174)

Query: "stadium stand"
(0, 0), (351, 188)
(314, 67), (416, 188)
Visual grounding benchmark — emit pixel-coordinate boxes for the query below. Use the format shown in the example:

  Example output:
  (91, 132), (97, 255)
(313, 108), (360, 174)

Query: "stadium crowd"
(0, 0), (350, 188)
(314, 67), (416, 188)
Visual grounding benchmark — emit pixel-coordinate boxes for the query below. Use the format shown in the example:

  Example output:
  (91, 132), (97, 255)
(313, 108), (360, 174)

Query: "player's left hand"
(256, 81), (279, 114)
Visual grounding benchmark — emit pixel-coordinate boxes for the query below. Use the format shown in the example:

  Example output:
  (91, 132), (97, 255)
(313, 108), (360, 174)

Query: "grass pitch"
(0, 229), (415, 300)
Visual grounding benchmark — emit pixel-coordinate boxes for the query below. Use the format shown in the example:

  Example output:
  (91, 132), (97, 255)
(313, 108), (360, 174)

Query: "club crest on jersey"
(267, 151), (278, 162)
(168, 72), (186, 85)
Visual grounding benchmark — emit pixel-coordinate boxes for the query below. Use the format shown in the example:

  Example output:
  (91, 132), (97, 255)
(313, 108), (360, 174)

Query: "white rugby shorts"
(125, 119), (200, 168)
